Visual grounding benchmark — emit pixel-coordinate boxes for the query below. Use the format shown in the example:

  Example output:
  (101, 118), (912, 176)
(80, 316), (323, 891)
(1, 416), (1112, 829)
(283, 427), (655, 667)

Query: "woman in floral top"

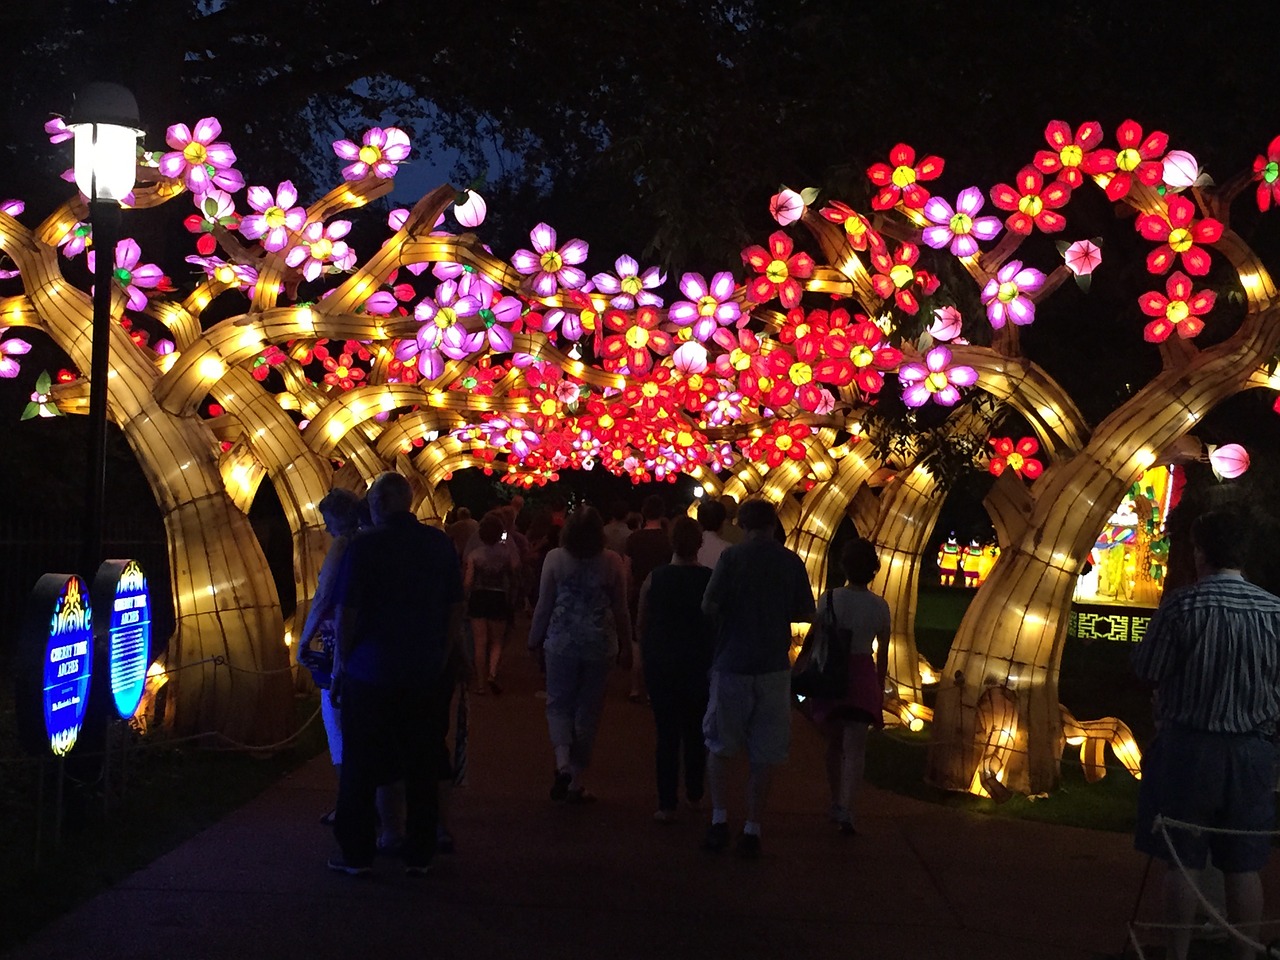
(528, 506), (632, 802)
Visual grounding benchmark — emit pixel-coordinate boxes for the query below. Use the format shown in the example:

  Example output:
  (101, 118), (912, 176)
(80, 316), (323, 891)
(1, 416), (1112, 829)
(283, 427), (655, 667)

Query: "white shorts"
(703, 669), (791, 765)
(321, 688), (342, 765)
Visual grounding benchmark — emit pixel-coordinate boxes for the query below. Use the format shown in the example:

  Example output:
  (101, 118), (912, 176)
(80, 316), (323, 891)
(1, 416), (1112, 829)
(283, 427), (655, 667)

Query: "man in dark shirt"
(329, 472), (464, 876)
(1132, 510), (1280, 959)
(625, 494), (671, 701)
(700, 498), (815, 857)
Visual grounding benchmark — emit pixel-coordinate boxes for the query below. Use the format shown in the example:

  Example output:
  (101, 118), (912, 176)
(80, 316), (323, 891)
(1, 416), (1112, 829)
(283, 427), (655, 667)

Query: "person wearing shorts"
(1132, 510), (1280, 960)
(700, 498), (814, 857)
(465, 512), (519, 695)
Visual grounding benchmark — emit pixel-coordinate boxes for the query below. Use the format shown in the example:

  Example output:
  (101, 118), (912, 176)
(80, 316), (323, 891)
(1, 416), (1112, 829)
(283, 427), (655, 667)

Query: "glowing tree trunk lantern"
(927, 280), (1280, 794)
(0, 202), (294, 745)
(866, 463), (941, 714)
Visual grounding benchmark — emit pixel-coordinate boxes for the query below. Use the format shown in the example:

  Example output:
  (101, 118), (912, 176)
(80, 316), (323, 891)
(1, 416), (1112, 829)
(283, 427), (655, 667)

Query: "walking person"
(328, 472), (465, 876)
(625, 494), (671, 702)
(700, 498), (814, 857)
(805, 538), (890, 836)
(528, 506), (632, 803)
(695, 498), (731, 569)
(636, 516), (713, 823)
(464, 512), (520, 695)
(1132, 510), (1280, 960)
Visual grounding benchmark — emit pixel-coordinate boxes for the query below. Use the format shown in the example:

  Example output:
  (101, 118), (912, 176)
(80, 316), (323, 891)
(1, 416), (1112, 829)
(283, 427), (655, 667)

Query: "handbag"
(791, 590), (851, 700)
(299, 626), (337, 689)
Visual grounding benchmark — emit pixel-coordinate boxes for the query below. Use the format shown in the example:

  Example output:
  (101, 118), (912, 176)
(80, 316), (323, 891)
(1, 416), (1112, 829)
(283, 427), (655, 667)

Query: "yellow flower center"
(677, 430), (695, 446)
(214, 265), (236, 284)
(789, 362), (813, 386)
(844, 217), (868, 240)
(1166, 299), (1190, 324)
(1116, 148), (1142, 172)
(889, 263), (914, 289)
(1017, 195), (1044, 218)
(310, 238), (334, 260)
(997, 280), (1019, 303)
(581, 309), (597, 331)
(891, 165), (917, 188)
(504, 427), (522, 443)
(264, 206), (288, 228)
(621, 276), (643, 296)
(1167, 227), (1194, 253)
(1007, 452), (1025, 471)
(540, 250), (563, 273)
(335, 365), (349, 378)
(687, 374), (704, 391)
(625, 326), (650, 349)
(676, 327), (693, 342)
(757, 375), (773, 392)
(775, 434), (794, 451)
(765, 259), (790, 283)
(926, 371), (950, 392)
(599, 414), (614, 429)
(850, 344), (873, 368)
(949, 212), (973, 235)
(729, 348), (752, 371)
(434, 306), (457, 329)
(183, 142), (208, 165)
(358, 144), (382, 165)
(1060, 144), (1083, 168)
(698, 295), (719, 317)
(641, 381), (659, 398)
(540, 398), (558, 416)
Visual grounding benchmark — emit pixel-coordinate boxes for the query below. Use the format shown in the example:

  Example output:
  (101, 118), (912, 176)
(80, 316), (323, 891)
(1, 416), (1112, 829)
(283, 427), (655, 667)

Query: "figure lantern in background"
(961, 539), (983, 588)
(937, 534), (960, 586)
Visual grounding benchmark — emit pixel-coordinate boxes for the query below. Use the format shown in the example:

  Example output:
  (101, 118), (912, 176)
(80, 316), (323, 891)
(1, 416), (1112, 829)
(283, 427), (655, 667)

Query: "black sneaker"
(735, 832), (762, 859)
(550, 769), (572, 801)
(326, 857), (372, 876)
(702, 822), (730, 853)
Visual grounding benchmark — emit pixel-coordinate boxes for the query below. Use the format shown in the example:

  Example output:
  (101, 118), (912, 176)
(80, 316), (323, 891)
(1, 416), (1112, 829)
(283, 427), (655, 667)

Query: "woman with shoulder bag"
(297, 487), (361, 825)
(808, 537), (890, 836)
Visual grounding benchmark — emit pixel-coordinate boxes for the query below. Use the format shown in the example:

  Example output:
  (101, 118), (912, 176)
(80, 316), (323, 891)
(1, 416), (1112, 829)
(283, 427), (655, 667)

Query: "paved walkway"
(0, 645), (1238, 960)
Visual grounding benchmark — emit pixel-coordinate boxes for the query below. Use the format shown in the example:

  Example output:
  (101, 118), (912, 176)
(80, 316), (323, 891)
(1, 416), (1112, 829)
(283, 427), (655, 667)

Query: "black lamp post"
(69, 83), (142, 577)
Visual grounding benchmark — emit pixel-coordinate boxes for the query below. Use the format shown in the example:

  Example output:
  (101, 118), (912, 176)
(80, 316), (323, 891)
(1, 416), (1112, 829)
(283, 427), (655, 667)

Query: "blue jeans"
(544, 653), (612, 770)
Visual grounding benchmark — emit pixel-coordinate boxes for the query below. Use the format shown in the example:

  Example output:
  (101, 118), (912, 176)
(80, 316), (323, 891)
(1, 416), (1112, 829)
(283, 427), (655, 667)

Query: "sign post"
(15, 573), (95, 851)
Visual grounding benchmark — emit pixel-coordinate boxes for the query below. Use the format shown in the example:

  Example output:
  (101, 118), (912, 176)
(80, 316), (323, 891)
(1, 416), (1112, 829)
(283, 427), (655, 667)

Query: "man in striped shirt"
(1133, 510), (1280, 960)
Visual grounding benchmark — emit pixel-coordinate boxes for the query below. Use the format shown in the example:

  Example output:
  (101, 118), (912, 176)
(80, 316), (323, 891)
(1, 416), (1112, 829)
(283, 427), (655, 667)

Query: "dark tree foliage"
(2, 0), (1279, 505)
(4, 0), (1278, 266)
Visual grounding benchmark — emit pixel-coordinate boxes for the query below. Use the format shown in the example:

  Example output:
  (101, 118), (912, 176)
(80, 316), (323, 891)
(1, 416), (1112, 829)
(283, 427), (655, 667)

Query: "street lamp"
(69, 83), (142, 577)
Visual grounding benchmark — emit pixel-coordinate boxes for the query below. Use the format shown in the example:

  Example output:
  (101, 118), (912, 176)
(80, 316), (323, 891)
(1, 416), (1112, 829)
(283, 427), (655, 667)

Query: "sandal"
(550, 769), (572, 801)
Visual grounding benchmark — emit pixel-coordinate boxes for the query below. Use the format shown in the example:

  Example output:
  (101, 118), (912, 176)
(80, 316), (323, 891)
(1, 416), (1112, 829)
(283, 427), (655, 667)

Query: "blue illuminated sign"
(38, 575), (94, 756)
(95, 559), (151, 719)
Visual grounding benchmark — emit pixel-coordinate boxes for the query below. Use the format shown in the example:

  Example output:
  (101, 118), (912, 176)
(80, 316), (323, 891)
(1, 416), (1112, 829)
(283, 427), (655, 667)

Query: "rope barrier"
(1124, 816), (1280, 959)
(0, 654), (322, 767)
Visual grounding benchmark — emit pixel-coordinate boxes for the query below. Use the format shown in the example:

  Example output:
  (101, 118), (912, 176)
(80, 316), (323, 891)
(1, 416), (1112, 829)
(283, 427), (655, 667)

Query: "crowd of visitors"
(297, 476), (904, 873)
(293, 473), (1280, 957)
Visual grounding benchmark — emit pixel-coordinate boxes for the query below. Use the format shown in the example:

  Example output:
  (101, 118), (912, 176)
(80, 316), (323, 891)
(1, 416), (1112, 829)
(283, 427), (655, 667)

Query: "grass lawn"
(874, 586), (1148, 833)
(0, 694), (326, 953)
